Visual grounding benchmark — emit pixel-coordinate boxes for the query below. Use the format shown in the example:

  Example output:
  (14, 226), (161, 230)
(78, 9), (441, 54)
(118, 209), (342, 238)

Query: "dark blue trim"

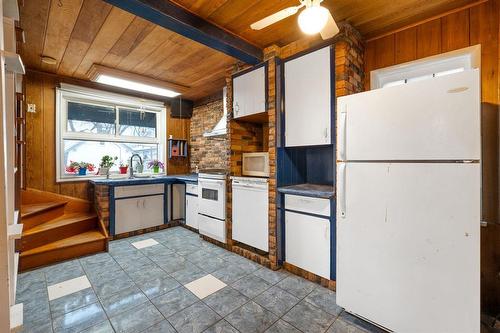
(330, 198), (336, 280)
(283, 208), (330, 220)
(103, 0), (262, 65)
(110, 186), (115, 236)
(163, 185), (168, 225)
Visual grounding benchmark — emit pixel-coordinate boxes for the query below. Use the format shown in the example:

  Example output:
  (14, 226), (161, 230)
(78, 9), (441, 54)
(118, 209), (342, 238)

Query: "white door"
(336, 162), (480, 333)
(233, 66), (266, 118)
(285, 46), (331, 147)
(232, 181), (268, 251)
(186, 195), (198, 229)
(115, 197), (143, 234)
(337, 69), (480, 161)
(285, 211), (330, 279)
(141, 195), (164, 229)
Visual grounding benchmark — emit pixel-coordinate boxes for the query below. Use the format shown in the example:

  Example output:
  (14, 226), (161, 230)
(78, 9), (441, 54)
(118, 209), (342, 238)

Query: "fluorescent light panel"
(96, 74), (181, 98)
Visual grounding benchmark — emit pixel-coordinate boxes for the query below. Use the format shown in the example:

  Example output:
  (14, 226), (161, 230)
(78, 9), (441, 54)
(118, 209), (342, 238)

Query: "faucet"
(129, 154), (143, 179)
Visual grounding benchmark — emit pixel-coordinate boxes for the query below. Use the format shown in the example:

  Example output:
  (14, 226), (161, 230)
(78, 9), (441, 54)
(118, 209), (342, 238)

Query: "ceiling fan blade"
(250, 6), (301, 30)
(320, 10), (339, 40)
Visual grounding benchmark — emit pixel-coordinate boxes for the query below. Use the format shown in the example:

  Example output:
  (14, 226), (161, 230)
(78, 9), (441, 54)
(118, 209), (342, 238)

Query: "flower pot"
(78, 167), (87, 176)
(99, 167), (109, 175)
(153, 166), (160, 173)
(119, 166), (128, 174)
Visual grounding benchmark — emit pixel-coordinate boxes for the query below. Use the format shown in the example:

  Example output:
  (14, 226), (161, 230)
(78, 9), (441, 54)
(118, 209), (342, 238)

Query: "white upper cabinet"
(232, 65), (266, 119)
(284, 46), (332, 147)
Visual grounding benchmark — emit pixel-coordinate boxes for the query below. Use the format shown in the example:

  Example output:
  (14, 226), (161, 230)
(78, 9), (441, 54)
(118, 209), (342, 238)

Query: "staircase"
(19, 189), (108, 271)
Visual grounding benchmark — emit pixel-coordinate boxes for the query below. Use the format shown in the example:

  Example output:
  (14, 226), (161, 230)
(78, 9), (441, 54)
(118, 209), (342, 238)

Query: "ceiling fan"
(250, 0), (339, 39)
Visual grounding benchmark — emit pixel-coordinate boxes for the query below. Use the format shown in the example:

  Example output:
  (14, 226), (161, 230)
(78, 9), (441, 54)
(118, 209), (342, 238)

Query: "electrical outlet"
(27, 103), (36, 113)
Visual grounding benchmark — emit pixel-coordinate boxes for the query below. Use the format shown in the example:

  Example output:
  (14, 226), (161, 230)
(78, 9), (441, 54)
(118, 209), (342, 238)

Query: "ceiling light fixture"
(87, 64), (189, 98)
(298, 4), (329, 35)
(41, 55), (57, 65)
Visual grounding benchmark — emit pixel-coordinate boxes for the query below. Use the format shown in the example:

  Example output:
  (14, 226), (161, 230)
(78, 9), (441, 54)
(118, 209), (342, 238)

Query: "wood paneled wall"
(365, 0), (500, 314)
(24, 70), (190, 200)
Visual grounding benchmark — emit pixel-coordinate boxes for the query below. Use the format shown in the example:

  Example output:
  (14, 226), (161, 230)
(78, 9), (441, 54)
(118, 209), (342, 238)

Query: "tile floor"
(17, 226), (384, 333)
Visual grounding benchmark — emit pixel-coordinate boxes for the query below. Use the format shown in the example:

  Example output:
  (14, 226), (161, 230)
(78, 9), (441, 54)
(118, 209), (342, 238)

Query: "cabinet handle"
(136, 200), (139, 208)
(324, 127), (328, 139)
(234, 102), (239, 115)
(142, 199), (146, 209)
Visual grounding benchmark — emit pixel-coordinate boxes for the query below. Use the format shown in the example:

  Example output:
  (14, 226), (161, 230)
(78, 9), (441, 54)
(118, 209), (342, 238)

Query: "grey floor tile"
(254, 286), (300, 317)
(151, 286), (198, 318)
(24, 297), (51, 325)
(118, 256), (156, 274)
(52, 302), (107, 333)
(170, 262), (208, 285)
(266, 320), (302, 333)
(203, 320), (239, 333)
(45, 260), (85, 285)
(253, 268), (289, 285)
(136, 275), (181, 298)
(80, 320), (115, 333)
(110, 302), (164, 333)
(91, 270), (135, 299)
(276, 275), (317, 299)
(126, 265), (169, 285)
(152, 253), (188, 273)
(335, 312), (385, 333)
(282, 300), (335, 333)
(186, 249), (212, 265)
(19, 318), (54, 333)
(141, 320), (176, 333)
(212, 265), (249, 284)
(139, 244), (173, 257)
(231, 274), (271, 298)
(50, 288), (98, 318)
(17, 270), (45, 284)
(203, 287), (249, 317)
(168, 301), (221, 333)
(16, 278), (47, 303)
(225, 301), (278, 333)
(195, 256), (227, 273)
(305, 287), (343, 316)
(100, 285), (148, 317)
(175, 243), (202, 256)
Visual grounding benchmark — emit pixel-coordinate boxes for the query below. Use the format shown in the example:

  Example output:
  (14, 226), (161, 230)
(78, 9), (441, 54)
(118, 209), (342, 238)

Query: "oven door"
(198, 178), (226, 220)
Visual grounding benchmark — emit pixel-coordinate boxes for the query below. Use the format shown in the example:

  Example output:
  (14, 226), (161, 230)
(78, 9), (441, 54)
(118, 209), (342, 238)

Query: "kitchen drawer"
(186, 183), (198, 195)
(198, 214), (226, 244)
(115, 184), (164, 198)
(284, 194), (330, 217)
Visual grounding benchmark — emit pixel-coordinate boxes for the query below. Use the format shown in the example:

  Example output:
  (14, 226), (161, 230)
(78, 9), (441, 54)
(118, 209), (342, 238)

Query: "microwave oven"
(242, 152), (269, 177)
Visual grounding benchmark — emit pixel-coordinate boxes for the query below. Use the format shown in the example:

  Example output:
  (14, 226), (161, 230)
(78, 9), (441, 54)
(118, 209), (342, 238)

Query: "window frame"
(56, 84), (167, 182)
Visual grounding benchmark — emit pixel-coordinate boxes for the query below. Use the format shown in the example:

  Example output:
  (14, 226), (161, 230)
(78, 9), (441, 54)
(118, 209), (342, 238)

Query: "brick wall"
(189, 98), (229, 172)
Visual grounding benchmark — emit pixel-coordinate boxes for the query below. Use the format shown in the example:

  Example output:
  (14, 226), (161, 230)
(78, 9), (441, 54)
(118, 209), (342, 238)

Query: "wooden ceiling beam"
(103, 0), (263, 65)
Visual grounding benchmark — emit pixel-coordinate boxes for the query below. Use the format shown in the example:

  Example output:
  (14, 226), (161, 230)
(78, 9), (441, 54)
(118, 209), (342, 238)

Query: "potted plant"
(99, 155), (117, 176)
(66, 160), (78, 174)
(75, 162), (92, 175)
(148, 159), (164, 173)
(119, 161), (129, 174)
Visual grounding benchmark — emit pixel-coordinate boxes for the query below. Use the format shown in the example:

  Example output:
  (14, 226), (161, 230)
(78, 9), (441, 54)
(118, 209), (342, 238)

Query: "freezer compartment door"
(337, 69), (480, 161)
(336, 162), (480, 333)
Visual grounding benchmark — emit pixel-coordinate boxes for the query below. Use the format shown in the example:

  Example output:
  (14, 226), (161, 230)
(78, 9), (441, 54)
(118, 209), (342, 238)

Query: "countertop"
(89, 173), (198, 186)
(277, 183), (335, 199)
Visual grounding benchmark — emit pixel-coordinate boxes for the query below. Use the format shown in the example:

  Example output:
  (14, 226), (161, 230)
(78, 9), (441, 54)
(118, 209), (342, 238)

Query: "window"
(56, 84), (166, 181)
(371, 45), (480, 89)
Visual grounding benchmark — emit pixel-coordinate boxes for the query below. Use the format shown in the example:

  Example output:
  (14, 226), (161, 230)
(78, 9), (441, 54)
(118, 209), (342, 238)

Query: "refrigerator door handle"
(338, 108), (347, 161)
(338, 163), (347, 218)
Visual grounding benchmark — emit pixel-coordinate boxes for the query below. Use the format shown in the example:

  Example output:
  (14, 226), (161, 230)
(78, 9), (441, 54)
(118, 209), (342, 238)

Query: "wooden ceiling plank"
(18, 0), (51, 69)
(57, 0), (113, 77)
(103, 0), (263, 64)
(188, 0), (229, 19)
(73, 7), (136, 78)
(39, 0), (84, 72)
(131, 34), (184, 74)
(115, 26), (175, 72)
(100, 16), (156, 68)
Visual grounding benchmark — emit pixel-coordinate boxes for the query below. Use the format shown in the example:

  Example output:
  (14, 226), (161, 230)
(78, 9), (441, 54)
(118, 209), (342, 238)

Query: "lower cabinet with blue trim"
(283, 194), (335, 280)
(112, 183), (167, 235)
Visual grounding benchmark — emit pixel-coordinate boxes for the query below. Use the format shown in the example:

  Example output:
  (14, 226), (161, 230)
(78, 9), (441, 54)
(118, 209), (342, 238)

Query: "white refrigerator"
(336, 69), (481, 333)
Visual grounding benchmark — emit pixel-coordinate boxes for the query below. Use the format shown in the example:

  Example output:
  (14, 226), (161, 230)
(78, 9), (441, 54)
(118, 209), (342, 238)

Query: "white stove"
(197, 170), (227, 243)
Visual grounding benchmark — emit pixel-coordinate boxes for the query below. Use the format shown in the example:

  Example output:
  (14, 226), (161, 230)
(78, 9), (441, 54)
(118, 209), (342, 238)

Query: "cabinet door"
(115, 197), (143, 234)
(233, 66), (266, 118)
(185, 195), (198, 229)
(172, 184), (185, 220)
(285, 47), (331, 147)
(141, 195), (165, 229)
(285, 211), (330, 279)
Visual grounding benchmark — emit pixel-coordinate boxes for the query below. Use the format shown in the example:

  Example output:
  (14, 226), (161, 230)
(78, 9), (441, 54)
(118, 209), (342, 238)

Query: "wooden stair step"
(20, 213), (98, 251)
(21, 201), (67, 218)
(20, 231), (106, 271)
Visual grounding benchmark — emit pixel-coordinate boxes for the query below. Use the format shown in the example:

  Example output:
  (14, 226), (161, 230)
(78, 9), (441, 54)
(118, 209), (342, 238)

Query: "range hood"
(203, 87), (227, 137)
